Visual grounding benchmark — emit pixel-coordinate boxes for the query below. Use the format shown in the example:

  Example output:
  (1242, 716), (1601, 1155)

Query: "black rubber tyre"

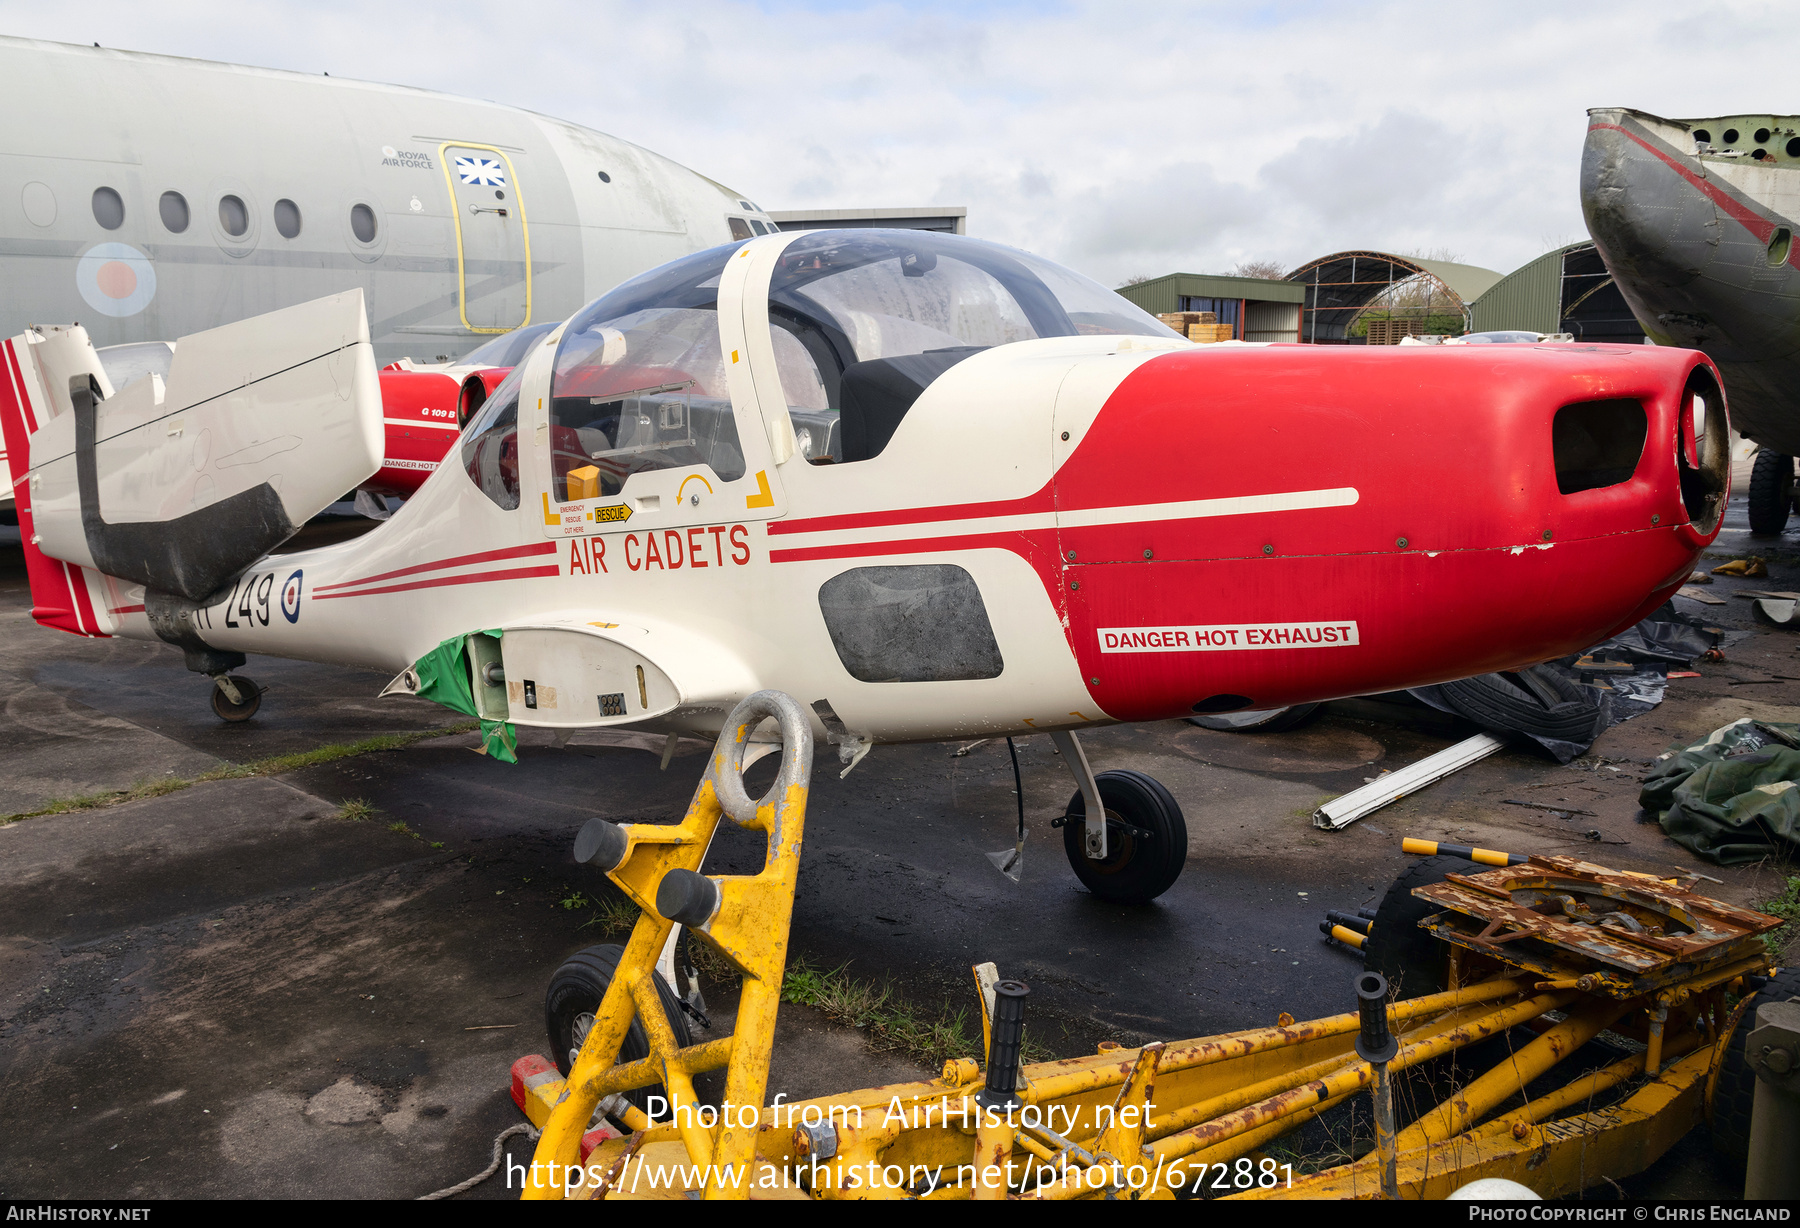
(210, 675), (261, 723)
(1362, 855), (1480, 999)
(1710, 964), (1800, 1169)
(545, 943), (692, 1110)
(1061, 770), (1187, 904)
(1185, 703), (1322, 733)
(1748, 449), (1795, 535)
(1428, 667), (1601, 745)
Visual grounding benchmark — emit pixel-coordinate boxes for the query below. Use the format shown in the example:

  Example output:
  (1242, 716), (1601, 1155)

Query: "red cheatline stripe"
(769, 485), (1055, 537)
(313, 563), (561, 600)
(64, 560), (101, 635)
(314, 541), (558, 592)
(1590, 121), (1783, 248)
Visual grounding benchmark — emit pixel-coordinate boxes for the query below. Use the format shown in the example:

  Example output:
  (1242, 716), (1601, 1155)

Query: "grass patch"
(0, 776), (192, 823)
(338, 798), (380, 822)
(556, 887), (640, 935)
(582, 896), (641, 934)
(1763, 875), (1800, 959)
(0, 720), (478, 824)
(684, 933), (739, 985)
(780, 957), (996, 1071)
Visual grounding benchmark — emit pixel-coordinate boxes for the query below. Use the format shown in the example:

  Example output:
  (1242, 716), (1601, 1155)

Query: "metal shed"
(1113, 272), (1305, 342)
(1285, 252), (1505, 343)
(1469, 243), (1647, 342)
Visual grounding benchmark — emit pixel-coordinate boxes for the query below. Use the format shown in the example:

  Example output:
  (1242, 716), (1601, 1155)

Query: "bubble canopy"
(533, 231), (1178, 489)
(550, 230), (1176, 407)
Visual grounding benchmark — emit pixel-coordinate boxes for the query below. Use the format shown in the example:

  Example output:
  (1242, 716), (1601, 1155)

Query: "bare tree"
(1120, 274), (1153, 286)
(1394, 246), (1466, 264)
(1229, 259), (1288, 280)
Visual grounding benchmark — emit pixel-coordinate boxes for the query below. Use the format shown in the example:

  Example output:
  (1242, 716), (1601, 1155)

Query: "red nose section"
(1058, 343), (1728, 721)
(369, 370), (463, 495)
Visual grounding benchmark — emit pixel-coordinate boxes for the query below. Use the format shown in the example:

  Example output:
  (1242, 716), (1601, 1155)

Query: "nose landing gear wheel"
(210, 675), (262, 722)
(1060, 769), (1187, 903)
(545, 943), (692, 1113)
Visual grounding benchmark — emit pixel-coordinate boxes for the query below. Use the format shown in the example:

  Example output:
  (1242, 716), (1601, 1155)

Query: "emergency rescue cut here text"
(1097, 621), (1360, 653)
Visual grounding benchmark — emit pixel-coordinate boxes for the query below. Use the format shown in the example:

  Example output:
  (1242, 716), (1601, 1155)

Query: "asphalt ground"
(1, 498), (1795, 1201)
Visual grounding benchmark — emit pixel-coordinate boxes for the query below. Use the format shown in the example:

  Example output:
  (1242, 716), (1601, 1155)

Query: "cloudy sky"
(4, 1), (1783, 285)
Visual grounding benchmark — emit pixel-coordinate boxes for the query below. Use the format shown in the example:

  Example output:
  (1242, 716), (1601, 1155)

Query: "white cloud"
(6, 0), (1783, 286)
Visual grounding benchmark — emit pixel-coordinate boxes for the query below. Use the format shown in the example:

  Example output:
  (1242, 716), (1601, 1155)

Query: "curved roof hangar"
(1286, 251), (1505, 342)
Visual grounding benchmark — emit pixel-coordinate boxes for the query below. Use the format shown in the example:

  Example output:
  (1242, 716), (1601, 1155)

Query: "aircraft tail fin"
(0, 331), (113, 637)
(9, 291), (384, 606)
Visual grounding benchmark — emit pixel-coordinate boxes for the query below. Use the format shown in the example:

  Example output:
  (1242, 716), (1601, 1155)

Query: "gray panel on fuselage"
(0, 38), (772, 366)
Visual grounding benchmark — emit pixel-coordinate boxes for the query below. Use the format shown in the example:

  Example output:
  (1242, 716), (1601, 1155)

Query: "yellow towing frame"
(518, 692), (1780, 1201)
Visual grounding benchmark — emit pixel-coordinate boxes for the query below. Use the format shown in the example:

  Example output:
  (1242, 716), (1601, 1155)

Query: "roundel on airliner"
(76, 242), (157, 317)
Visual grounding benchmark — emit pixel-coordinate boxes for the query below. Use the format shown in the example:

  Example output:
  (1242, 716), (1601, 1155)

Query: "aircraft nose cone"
(1581, 114), (1718, 294)
(1061, 343), (1730, 724)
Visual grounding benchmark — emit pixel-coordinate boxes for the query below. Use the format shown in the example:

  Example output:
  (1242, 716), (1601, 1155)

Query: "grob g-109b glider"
(0, 229), (1730, 901)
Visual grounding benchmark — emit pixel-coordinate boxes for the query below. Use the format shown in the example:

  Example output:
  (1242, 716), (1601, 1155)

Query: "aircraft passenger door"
(441, 143), (531, 333)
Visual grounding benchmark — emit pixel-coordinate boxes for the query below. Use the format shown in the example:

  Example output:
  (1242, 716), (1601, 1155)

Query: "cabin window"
(350, 203), (378, 244)
(92, 187), (124, 230)
(549, 245), (750, 502)
(159, 191), (189, 233)
(764, 230), (1169, 463)
(727, 216), (753, 241)
(218, 195), (249, 237)
(549, 307), (743, 500)
(460, 365), (525, 510)
(274, 199), (302, 239)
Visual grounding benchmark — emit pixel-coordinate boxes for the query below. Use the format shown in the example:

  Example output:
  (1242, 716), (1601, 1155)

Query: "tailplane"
(0, 291), (384, 637)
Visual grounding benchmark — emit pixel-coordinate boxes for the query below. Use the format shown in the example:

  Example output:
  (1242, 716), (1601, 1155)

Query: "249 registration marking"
(199, 570), (279, 629)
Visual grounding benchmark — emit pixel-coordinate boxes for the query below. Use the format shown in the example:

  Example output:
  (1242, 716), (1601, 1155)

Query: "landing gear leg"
(210, 674), (262, 722)
(1050, 730), (1188, 903)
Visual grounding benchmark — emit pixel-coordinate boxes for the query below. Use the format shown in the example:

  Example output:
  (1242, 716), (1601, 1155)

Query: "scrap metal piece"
(1314, 733), (1507, 829)
(1413, 855), (1780, 995)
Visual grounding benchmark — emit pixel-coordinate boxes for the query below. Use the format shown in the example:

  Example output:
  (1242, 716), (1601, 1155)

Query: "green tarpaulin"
(411, 630), (517, 764)
(1639, 718), (1800, 865)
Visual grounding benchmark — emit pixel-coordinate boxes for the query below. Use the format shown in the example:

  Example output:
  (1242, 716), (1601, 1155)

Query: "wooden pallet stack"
(1156, 311), (1235, 343)
(1364, 318), (1425, 345)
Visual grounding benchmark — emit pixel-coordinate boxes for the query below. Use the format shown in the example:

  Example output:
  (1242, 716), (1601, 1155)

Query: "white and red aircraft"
(0, 229), (1730, 901)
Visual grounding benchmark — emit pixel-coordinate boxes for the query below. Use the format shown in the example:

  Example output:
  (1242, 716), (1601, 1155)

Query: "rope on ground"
(418, 1122), (541, 1200)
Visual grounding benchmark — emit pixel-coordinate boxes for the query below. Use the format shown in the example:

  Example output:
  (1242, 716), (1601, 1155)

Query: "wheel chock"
(511, 1055), (563, 1127)
(510, 1055), (623, 1164)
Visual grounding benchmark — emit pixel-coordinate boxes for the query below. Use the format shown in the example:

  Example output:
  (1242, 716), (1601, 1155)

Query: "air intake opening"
(1768, 226), (1792, 268)
(1552, 399), (1647, 494)
(1680, 366), (1730, 535)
